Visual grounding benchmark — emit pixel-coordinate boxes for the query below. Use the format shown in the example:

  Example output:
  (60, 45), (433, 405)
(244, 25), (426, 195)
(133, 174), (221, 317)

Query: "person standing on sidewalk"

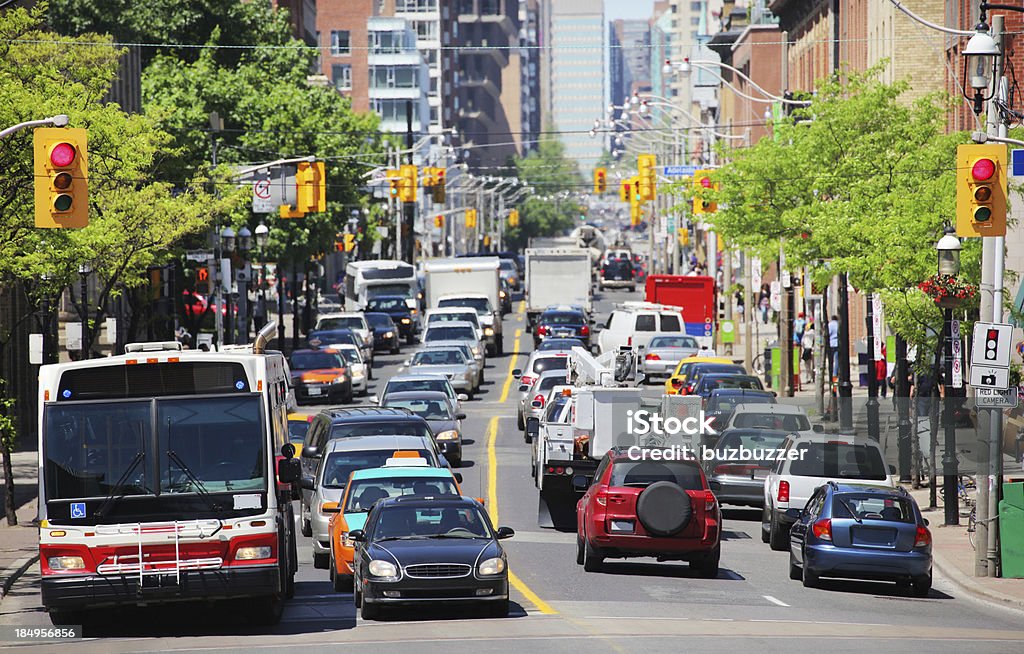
(828, 315), (840, 376)
(801, 320), (816, 385)
(876, 343), (888, 398)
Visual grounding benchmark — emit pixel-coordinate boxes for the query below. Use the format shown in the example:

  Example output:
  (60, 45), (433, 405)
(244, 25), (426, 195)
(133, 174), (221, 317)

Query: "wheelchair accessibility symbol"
(70, 502), (86, 518)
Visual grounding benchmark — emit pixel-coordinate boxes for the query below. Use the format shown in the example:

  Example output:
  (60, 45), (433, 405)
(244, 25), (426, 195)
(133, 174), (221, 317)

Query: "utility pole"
(778, 247), (791, 397)
(402, 102), (415, 265)
(865, 293), (881, 441)
(895, 334), (913, 482)
(837, 272), (854, 431)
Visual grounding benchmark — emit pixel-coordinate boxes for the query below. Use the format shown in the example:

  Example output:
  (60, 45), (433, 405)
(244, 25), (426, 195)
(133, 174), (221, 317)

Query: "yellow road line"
(486, 331), (557, 615)
(498, 328), (522, 403)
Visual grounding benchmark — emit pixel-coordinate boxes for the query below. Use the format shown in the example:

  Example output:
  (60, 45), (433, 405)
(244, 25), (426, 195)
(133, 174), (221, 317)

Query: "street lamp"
(961, 21), (999, 115)
(221, 226), (236, 253)
(254, 223), (269, 249)
(935, 227), (963, 527)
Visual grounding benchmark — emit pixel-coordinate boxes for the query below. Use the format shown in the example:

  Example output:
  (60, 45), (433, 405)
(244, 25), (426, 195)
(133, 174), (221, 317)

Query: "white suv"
(315, 312), (373, 350)
(597, 302), (685, 355)
(762, 434), (894, 551)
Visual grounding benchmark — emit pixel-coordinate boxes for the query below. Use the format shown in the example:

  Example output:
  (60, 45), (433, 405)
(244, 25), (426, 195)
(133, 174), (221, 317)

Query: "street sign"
(252, 169), (274, 213)
(769, 281), (781, 312)
(1012, 148), (1024, 177)
(186, 250), (214, 263)
(661, 165), (699, 177)
(970, 364), (1010, 389)
(871, 294), (883, 359)
(976, 387), (1019, 408)
(781, 270), (791, 288)
(971, 321), (1013, 368)
(952, 320), (963, 388)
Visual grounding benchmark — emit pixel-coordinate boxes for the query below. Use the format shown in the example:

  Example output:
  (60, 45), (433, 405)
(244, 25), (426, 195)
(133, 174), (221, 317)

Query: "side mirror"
(456, 413), (467, 421)
(670, 378), (683, 389)
(349, 529), (366, 543)
(453, 472), (463, 484)
(321, 501), (340, 513)
(889, 464), (897, 475)
(281, 443), (296, 459)
(812, 424), (825, 433)
(783, 508), (803, 521)
(571, 474), (589, 491)
(512, 369), (522, 378)
(370, 394), (379, 404)
(299, 475), (315, 491)
(923, 518), (930, 526)
(495, 526), (515, 540)
(526, 417), (540, 437)
(457, 393), (469, 402)
(771, 391), (778, 397)
(277, 457), (301, 484)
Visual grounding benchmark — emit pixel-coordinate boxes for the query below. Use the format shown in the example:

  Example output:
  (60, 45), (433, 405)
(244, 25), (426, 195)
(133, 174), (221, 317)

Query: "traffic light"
(344, 233), (356, 252)
(620, 179), (632, 203)
(630, 201), (642, 226)
(34, 127), (89, 228)
(637, 154), (656, 201)
(422, 167), (435, 188)
(508, 209), (519, 227)
(678, 228), (689, 246)
(387, 169), (401, 199)
(432, 167), (446, 204)
(296, 161), (326, 214)
(956, 143), (1007, 237)
(434, 214), (445, 228)
(399, 164), (418, 202)
(465, 208), (477, 229)
(593, 167), (607, 194)
(692, 170), (717, 214)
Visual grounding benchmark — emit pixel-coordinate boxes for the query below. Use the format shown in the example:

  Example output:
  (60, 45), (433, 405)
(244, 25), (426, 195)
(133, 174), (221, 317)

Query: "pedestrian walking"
(801, 321), (815, 384)
(828, 315), (840, 375)
(876, 344), (888, 398)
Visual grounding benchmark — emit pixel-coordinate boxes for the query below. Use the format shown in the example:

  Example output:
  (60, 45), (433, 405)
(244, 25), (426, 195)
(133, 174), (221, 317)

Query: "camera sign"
(970, 364), (1010, 390)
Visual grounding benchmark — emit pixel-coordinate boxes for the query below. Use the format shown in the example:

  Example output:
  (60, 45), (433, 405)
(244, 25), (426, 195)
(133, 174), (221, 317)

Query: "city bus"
(37, 323), (300, 625)
(344, 259), (418, 310)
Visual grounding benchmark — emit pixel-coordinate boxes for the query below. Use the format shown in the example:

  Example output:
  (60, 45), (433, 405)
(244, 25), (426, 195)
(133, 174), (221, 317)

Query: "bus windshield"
(44, 395), (266, 518)
(367, 283), (414, 299)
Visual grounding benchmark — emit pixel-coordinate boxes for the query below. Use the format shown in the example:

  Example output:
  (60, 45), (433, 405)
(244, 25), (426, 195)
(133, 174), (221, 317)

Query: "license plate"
(609, 520), (635, 533)
(754, 469), (768, 479)
(307, 387), (322, 396)
(555, 331), (573, 337)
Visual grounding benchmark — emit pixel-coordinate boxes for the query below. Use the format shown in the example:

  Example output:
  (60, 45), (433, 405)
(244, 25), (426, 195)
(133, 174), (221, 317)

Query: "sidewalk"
(0, 449), (39, 601)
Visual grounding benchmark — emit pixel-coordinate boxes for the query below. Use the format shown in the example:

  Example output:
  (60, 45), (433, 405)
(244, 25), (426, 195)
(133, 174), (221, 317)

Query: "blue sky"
(606, 0), (656, 21)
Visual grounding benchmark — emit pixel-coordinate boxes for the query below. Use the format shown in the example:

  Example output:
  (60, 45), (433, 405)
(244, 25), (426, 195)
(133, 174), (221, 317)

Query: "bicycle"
(967, 505), (977, 549)
(752, 353), (765, 376)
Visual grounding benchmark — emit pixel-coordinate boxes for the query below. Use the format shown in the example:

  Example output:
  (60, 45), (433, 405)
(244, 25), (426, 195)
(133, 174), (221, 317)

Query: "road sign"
(952, 320), (963, 388)
(186, 250), (214, 263)
(976, 387), (1019, 408)
(970, 364), (1010, 389)
(971, 321), (1013, 368)
(1012, 148), (1024, 177)
(661, 165), (699, 177)
(252, 170), (274, 213)
(769, 281), (781, 312)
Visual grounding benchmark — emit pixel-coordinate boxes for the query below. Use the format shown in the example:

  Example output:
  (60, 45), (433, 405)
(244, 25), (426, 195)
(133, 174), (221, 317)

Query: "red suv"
(575, 448), (721, 577)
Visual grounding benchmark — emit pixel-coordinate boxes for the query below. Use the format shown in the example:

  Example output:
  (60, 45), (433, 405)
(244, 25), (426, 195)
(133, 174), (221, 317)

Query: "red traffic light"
(971, 158), (995, 181)
(50, 142), (76, 168)
(699, 176), (712, 188)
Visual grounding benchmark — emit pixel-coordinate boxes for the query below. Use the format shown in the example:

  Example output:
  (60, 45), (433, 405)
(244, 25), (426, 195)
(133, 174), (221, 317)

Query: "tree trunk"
(2, 445), (15, 526)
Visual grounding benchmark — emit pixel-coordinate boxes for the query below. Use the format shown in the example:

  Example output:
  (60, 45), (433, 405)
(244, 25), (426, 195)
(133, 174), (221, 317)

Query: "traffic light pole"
(402, 103), (416, 265)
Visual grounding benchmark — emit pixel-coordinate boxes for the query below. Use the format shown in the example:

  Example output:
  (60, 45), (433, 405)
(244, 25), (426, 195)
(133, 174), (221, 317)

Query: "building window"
(330, 30), (351, 56)
(690, 1), (701, 10)
(690, 17), (700, 26)
(370, 30), (405, 54)
(369, 66), (419, 89)
(332, 64), (352, 90)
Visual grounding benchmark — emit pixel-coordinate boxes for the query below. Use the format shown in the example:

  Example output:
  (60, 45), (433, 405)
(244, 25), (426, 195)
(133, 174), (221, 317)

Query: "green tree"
(506, 134), (584, 249)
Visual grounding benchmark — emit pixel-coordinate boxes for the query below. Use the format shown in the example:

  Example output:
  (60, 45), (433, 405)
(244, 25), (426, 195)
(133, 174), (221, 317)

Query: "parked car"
(703, 388), (777, 433)
(381, 390), (466, 466)
(534, 308), (590, 347)
(308, 328), (373, 370)
(326, 459), (465, 591)
(351, 496), (514, 619)
(406, 347), (477, 398)
(599, 258), (636, 292)
(365, 294), (420, 344)
(762, 433), (895, 551)
(664, 356), (739, 395)
(641, 335), (701, 382)
(288, 349), (352, 405)
(690, 373), (764, 399)
(575, 447), (721, 576)
(301, 435), (444, 561)
(787, 482), (932, 596)
(704, 428), (791, 507)
(364, 311), (400, 354)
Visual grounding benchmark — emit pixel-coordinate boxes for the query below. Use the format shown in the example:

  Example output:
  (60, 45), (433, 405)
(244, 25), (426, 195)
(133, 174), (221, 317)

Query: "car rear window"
(425, 326), (475, 341)
(609, 460), (704, 490)
(659, 314), (682, 331)
(733, 412), (810, 431)
(832, 493), (915, 523)
(789, 442), (888, 480)
(715, 430), (789, 452)
(704, 376), (764, 391)
(542, 312), (584, 325)
(636, 314), (657, 331)
(330, 421), (432, 441)
(538, 338), (585, 351)
(533, 357), (568, 373)
(321, 449), (434, 488)
(537, 376), (564, 391)
(649, 336), (698, 349)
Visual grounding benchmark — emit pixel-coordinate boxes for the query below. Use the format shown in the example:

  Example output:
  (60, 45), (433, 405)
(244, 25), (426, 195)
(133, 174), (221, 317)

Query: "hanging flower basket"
(917, 274), (977, 308)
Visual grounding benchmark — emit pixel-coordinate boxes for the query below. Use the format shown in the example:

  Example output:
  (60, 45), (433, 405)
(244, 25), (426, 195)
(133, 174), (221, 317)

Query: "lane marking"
(485, 329), (557, 616)
(763, 595), (790, 607)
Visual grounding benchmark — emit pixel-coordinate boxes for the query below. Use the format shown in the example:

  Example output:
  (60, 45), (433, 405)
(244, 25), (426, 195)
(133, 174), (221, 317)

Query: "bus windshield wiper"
(166, 450), (220, 510)
(95, 452), (148, 517)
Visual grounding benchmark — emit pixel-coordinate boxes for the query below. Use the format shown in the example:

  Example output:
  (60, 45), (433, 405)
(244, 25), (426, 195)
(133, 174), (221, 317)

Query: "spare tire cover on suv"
(636, 481), (692, 536)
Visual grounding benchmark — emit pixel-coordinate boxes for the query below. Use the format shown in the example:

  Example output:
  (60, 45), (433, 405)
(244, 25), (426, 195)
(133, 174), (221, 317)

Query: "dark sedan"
(534, 309), (590, 347)
(366, 295), (419, 344)
(365, 311), (401, 354)
(693, 374), (766, 400)
(381, 390), (467, 466)
(308, 328), (373, 368)
(351, 496), (514, 620)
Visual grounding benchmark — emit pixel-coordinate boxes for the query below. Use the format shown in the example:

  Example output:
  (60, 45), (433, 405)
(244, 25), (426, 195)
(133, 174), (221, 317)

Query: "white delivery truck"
(344, 260), (418, 310)
(524, 248), (593, 330)
(423, 257), (503, 355)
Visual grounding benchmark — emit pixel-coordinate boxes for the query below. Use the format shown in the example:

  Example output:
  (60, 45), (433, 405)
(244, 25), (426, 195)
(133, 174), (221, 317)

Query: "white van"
(596, 302), (686, 355)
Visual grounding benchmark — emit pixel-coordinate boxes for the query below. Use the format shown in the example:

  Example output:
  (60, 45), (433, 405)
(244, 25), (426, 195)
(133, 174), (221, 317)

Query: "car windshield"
(318, 317), (364, 331)
(367, 284), (413, 299)
(320, 450), (433, 488)
(429, 312), (477, 325)
(413, 350), (465, 366)
(372, 504), (492, 539)
(290, 352), (344, 370)
(500, 260), (516, 271)
(385, 380), (452, 398)
(367, 298), (407, 312)
(715, 430), (789, 453)
(532, 357), (568, 373)
(365, 313), (394, 328)
(649, 336), (699, 349)
(733, 412), (810, 431)
(789, 442), (888, 480)
(438, 297), (490, 314)
(329, 422), (432, 440)
(703, 376), (763, 391)
(541, 312), (583, 325)
(425, 326), (476, 341)
(832, 493), (915, 523)
(608, 460), (704, 490)
(344, 477), (460, 512)
(538, 338), (585, 351)
(708, 394), (773, 412)
(383, 398), (452, 420)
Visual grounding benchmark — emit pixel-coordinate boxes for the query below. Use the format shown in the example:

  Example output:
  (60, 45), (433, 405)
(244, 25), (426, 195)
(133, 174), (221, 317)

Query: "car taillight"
(777, 480), (790, 503)
(812, 518), (832, 542)
(533, 394), (545, 408)
(537, 325), (547, 335)
(915, 525), (931, 547)
(596, 492), (608, 507)
(645, 353), (660, 361)
(670, 378), (683, 388)
(521, 375), (536, 386)
(627, 336), (632, 347)
(580, 324), (589, 336)
(704, 490), (716, 511)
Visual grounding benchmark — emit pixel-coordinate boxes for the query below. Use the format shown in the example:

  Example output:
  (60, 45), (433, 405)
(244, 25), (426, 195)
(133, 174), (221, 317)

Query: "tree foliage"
(505, 134), (584, 248)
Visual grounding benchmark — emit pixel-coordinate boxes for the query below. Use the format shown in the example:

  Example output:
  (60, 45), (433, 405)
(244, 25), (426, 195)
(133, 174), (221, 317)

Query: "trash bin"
(1000, 482), (1024, 578)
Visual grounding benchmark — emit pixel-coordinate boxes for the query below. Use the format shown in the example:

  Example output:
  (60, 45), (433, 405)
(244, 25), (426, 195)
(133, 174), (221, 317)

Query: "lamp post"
(78, 263), (91, 359)
(237, 226), (253, 344)
(935, 228), (963, 527)
(221, 226), (236, 344)
(961, 22), (998, 116)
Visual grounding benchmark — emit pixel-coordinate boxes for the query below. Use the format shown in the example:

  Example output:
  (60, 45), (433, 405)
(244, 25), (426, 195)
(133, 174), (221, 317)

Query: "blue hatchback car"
(786, 482), (932, 596)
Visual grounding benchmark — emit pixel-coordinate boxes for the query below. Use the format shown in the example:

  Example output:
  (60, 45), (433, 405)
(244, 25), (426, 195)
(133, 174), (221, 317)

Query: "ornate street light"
(936, 228), (962, 277)
(961, 21), (999, 115)
(237, 226), (253, 253)
(254, 223), (269, 249)
(221, 226), (236, 253)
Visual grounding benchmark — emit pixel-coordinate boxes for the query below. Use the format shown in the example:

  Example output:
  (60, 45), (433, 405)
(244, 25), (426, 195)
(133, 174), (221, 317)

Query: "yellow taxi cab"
(287, 412), (314, 457)
(664, 356), (736, 395)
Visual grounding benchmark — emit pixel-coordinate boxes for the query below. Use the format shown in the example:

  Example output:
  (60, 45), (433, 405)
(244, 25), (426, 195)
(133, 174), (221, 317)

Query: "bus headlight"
(48, 556), (85, 570)
(478, 557), (505, 576)
(368, 559), (398, 578)
(235, 546), (272, 561)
